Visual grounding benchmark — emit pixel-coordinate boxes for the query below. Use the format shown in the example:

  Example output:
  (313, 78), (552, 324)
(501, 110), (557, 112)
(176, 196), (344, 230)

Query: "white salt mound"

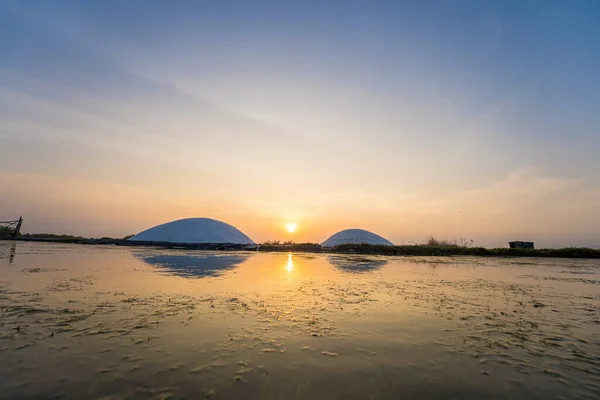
(321, 228), (394, 247)
(129, 218), (254, 244)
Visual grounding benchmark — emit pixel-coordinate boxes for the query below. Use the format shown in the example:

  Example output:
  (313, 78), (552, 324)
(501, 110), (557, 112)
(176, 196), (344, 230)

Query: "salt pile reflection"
(133, 251), (251, 278)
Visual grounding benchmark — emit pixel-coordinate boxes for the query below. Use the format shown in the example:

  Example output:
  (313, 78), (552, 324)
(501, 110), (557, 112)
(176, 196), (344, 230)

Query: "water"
(1, 241), (599, 400)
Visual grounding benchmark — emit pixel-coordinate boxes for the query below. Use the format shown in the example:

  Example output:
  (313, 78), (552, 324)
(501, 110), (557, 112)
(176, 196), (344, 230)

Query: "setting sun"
(285, 223), (297, 233)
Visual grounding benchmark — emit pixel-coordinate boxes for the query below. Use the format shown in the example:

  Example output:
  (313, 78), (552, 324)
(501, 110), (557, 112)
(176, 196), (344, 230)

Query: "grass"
(256, 236), (600, 258)
(11, 233), (136, 243)
(329, 243), (600, 258)
(421, 235), (474, 247)
(5, 233), (600, 258)
(17, 233), (87, 242)
(259, 242), (322, 252)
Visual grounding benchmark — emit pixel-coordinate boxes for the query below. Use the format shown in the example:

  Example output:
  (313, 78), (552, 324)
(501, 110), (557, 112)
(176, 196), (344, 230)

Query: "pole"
(13, 217), (23, 237)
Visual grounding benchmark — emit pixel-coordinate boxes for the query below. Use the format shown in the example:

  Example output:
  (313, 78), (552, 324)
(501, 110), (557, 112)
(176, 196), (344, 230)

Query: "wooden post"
(9, 243), (16, 265)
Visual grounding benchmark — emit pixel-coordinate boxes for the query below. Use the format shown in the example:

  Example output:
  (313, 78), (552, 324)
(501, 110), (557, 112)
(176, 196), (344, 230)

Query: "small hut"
(509, 241), (534, 249)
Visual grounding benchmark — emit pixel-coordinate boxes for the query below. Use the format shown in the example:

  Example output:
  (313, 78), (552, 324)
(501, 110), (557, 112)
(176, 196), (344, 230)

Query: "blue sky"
(1, 0), (599, 247)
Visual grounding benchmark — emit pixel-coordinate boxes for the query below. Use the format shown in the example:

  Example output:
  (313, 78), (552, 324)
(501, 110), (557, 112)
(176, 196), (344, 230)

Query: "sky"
(1, 0), (599, 248)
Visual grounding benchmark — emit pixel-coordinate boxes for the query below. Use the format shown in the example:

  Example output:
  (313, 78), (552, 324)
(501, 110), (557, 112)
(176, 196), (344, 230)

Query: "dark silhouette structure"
(0, 217), (23, 238)
(9, 243), (16, 265)
(509, 241), (535, 249)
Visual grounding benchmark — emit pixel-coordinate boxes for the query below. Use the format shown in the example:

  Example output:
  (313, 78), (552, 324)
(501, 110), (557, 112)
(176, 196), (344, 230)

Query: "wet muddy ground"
(0, 241), (599, 399)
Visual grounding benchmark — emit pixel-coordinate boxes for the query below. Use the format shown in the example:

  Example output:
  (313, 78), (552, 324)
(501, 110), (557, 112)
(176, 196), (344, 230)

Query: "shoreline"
(2, 237), (600, 259)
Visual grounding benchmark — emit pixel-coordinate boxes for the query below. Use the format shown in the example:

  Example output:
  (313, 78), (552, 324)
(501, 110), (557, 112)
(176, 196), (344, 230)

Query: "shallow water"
(1, 241), (599, 400)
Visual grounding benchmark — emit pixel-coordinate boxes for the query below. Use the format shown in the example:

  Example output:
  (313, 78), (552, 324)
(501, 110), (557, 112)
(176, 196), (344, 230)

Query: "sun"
(285, 222), (297, 233)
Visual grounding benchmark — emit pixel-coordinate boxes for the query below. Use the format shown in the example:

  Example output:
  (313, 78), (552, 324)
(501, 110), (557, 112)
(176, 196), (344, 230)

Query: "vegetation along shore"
(3, 233), (600, 259)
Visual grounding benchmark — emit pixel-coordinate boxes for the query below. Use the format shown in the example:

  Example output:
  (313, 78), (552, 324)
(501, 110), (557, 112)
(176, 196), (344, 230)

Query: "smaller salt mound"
(322, 228), (394, 247)
(129, 218), (254, 244)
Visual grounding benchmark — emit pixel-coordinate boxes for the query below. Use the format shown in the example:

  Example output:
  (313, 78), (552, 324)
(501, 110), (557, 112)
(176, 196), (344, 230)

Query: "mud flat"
(1, 241), (599, 399)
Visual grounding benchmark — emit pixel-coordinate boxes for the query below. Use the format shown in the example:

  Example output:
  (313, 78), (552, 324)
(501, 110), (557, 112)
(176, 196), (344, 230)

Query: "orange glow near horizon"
(3, 169), (600, 249)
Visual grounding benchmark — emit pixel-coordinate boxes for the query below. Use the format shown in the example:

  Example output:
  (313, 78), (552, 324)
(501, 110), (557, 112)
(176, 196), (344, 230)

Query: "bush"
(328, 243), (600, 258)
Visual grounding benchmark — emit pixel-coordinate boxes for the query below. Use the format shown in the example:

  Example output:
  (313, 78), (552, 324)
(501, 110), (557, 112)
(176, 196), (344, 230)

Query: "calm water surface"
(0, 241), (599, 399)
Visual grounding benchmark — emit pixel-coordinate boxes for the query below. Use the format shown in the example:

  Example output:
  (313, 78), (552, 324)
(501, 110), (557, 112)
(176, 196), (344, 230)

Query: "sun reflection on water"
(286, 253), (294, 272)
